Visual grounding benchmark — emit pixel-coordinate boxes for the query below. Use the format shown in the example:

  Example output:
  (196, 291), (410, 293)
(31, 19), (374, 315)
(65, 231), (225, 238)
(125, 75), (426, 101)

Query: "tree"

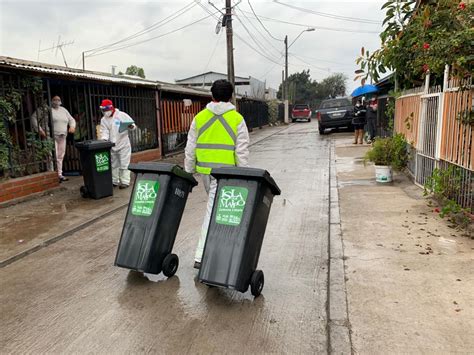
(120, 65), (146, 78)
(277, 70), (347, 108)
(356, 0), (473, 88)
(317, 73), (347, 99)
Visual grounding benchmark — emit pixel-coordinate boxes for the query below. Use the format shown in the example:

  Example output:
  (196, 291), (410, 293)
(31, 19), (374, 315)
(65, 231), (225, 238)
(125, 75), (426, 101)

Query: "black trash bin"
(115, 162), (198, 277)
(75, 140), (115, 199)
(198, 167), (281, 297)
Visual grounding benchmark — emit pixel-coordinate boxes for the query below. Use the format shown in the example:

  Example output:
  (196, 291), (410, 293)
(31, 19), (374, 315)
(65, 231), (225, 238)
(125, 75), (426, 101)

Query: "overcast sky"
(0, 0), (385, 93)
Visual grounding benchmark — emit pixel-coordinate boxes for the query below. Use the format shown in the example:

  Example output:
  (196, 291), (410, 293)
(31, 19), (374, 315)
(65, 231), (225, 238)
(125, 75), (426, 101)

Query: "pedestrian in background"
(184, 79), (250, 269)
(352, 98), (367, 144)
(31, 95), (76, 182)
(366, 97), (378, 143)
(99, 99), (136, 189)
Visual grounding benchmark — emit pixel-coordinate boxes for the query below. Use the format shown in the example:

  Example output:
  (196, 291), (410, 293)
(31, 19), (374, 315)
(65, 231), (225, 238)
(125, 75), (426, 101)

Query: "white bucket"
(375, 165), (393, 183)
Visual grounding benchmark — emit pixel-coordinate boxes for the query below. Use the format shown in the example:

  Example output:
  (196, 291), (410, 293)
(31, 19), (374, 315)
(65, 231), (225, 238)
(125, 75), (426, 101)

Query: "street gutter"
(327, 138), (353, 354)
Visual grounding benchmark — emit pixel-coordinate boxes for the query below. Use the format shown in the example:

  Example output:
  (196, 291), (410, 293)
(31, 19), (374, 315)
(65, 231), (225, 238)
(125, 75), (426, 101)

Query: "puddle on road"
(338, 179), (377, 187)
(336, 157), (365, 174)
(0, 192), (117, 254)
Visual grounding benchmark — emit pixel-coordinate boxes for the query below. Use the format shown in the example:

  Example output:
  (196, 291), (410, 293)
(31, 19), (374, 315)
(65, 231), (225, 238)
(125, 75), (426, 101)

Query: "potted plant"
(365, 133), (408, 183)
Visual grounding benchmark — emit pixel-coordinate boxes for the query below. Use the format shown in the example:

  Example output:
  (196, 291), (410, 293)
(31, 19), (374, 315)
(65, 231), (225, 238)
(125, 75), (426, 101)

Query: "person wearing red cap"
(99, 99), (136, 188)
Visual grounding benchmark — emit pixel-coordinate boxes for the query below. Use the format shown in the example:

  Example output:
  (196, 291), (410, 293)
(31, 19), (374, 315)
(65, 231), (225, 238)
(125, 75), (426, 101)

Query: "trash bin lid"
(75, 140), (115, 151)
(211, 167), (281, 196)
(129, 162), (198, 187)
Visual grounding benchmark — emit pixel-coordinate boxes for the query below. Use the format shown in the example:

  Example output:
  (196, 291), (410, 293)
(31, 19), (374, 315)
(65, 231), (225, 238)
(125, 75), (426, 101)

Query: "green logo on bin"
(216, 186), (248, 226)
(95, 152), (109, 172)
(132, 180), (160, 217)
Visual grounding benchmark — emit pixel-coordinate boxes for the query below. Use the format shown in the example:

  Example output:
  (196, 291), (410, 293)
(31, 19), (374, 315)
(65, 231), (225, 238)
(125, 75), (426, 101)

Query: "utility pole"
(284, 35), (288, 100)
(284, 35), (289, 123)
(281, 70), (285, 99)
(82, 52), (85, 71)
(225, 0), (236, 104)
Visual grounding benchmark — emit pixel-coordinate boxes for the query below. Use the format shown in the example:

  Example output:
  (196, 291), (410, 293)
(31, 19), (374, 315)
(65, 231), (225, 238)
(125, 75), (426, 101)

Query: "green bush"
(364, 133), (409, 170)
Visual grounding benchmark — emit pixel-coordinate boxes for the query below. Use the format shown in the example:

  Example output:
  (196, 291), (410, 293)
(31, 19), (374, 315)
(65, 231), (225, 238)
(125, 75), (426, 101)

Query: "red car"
(291, 104), (312, 122)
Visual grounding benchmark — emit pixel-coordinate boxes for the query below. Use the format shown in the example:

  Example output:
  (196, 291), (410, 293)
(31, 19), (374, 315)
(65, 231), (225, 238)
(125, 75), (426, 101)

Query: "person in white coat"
(184, 80), (250, 269)
(99, 99), (136, 188)
(31, 95), (76, 182)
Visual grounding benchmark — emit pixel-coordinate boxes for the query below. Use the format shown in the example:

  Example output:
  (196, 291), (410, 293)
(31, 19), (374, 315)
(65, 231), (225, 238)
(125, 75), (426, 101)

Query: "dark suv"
(316, 98), (354, 134)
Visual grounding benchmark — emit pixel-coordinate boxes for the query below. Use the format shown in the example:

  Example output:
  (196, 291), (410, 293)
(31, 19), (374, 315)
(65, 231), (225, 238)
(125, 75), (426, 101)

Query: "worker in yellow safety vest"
(184, 79), (250, 269)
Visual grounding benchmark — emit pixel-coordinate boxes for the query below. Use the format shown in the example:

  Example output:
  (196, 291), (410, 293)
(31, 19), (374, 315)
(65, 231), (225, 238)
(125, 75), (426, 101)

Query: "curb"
(0, 125), (292, 268)
(328, 140), (353, 354)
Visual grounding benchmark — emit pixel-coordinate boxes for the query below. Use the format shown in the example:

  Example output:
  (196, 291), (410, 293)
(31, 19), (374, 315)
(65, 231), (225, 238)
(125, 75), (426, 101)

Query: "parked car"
(291, 104), (312, 122)
(316, 97), (354, 134)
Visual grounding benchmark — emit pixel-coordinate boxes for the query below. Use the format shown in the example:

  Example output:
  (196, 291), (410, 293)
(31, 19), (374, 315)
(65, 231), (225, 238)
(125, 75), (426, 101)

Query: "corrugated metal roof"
(176, 71), (250, 83)
(0, 56), (249, 100)
(0, 56), (158, 87)
(159, 82), (211, 98)
(0, 56), (163, 87)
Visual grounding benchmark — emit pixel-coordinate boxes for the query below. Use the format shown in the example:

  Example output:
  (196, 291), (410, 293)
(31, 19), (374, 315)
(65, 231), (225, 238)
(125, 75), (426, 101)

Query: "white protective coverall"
(100, 109), (136, 186)
(184, 101), (250, 263)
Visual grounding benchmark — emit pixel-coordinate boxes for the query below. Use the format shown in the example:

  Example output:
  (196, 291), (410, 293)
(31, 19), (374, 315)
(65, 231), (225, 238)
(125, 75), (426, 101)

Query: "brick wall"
(130, 148), (161, 163)
(0, 148), (161, 204)
(0, 172), (59, 204)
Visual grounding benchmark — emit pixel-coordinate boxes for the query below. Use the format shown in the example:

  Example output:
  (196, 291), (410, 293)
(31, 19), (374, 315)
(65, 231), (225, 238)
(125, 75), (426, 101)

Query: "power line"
(288, 54), (331, 73)
(288, 53), (353, 68)
(196, 0), (282, 63)
(247, 0), (283, 41)
(235, 7), (282, 57)
(87, 12), (217, 58)
(238, 10), (380, 34)
(203, 31), (223, 72)
(258, 56), (284, 80)
(85, 2), (197, 56)
(194, 2), (285, 73)
(233, 10), (281, 61)
(233, 32), (282, 66)
(195, 0), (220, 19)
(273, 0), (381, 25)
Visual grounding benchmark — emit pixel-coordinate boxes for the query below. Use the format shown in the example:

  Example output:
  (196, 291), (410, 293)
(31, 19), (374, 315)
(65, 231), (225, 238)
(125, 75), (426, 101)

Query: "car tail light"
(317, 112), (321, 120)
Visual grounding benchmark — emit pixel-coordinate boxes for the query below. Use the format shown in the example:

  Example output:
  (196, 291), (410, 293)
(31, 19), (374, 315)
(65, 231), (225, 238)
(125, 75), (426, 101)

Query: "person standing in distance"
(99, 99), (136, 189)
(31, 95), (76, 182)
(184, 80), (250, 269)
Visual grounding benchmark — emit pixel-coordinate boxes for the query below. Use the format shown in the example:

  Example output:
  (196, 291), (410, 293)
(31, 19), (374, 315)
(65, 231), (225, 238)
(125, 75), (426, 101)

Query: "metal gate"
(415, 87), (442, 186)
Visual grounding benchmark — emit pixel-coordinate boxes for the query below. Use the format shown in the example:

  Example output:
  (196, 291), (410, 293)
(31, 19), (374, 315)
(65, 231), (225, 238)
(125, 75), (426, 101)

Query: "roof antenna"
(38, 35), (74, 67)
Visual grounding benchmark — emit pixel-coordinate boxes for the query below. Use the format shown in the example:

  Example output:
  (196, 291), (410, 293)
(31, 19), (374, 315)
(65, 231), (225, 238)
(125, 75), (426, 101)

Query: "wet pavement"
(0, 122), (332, 353)
(0, 125), (287, 265)
(335, 133), (474, 353)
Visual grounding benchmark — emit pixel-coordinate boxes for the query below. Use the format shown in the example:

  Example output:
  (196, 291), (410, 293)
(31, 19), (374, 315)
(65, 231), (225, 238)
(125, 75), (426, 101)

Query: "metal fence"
(238, 99), (269, 129)
(159, 98), (202, 154)
(0, 72), (54, 178)
(50, 81), (158, 172)
(395, 67), (473, 212)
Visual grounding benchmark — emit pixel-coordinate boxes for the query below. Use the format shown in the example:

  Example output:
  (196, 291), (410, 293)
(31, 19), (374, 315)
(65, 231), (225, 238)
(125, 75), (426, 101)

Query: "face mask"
(52, 101), (61, 108)
(104, 111), (113, 118)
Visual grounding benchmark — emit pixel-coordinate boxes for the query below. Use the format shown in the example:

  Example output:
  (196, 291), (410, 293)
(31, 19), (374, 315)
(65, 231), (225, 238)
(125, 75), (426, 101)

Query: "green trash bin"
(115, 162), (198, 277)
(198, 167), (281, 297)
(75, 140), (115, 199)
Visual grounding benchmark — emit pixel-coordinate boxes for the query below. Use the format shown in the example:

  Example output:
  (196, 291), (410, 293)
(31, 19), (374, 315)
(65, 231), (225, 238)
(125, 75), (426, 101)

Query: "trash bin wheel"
(162, 253), (179, 277)
(250, 270), (264, 297)
(80, 186), (89, 198)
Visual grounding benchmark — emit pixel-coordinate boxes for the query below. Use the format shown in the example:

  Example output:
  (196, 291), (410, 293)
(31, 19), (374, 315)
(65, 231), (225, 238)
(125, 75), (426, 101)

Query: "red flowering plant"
(355, 0), (474, 88)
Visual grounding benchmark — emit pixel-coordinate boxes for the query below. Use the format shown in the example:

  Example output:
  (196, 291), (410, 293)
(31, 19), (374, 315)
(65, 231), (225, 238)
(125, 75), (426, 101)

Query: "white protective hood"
(206, 101), (236, 116)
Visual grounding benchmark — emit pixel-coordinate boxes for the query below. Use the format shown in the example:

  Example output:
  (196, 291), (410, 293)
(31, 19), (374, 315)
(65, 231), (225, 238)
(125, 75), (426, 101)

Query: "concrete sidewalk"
(0, 124), (288, 267)
(334, 133), (474, 353)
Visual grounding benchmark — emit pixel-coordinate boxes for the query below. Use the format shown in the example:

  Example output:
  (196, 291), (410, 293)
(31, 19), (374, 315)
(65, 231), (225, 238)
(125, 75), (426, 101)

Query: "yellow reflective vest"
(195, 108), (244, 174)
